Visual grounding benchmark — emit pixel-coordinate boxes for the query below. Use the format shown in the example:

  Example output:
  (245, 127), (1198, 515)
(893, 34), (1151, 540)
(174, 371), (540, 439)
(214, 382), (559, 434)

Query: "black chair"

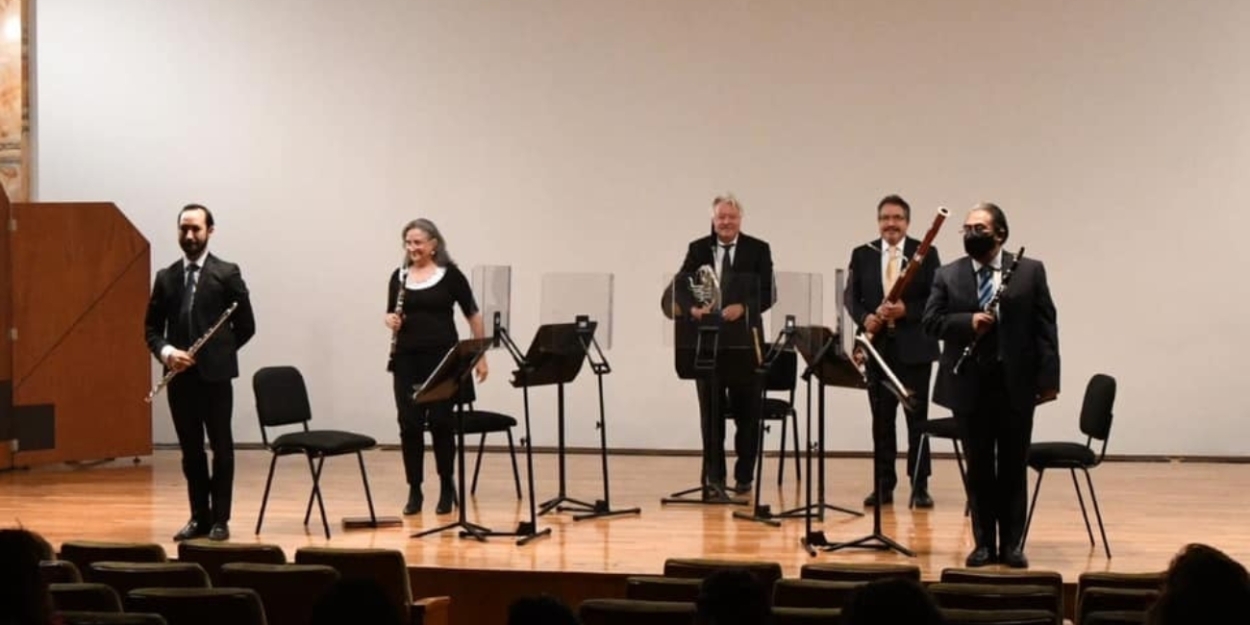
(456, 403), (523, 499)
(252, 365), (385, 539)
(909, 416), (970, 515)
(430, 376), (521, 500)
(1022, 373), (1116, 558)
(760, 344), (802, 485)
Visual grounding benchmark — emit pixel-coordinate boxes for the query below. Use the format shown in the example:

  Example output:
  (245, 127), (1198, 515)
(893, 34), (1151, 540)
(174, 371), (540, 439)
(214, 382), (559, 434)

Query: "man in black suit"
(845, 194), (940, 509)
(923, 202), (1059, 568)
(669, 194), (775, 495)
(145, 204), (256, 542)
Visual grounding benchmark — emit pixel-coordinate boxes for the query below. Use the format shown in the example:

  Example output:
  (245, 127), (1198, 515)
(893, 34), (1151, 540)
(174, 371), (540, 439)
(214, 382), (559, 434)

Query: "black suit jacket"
(145, 253), (256, 382)
(662, 232), (775, 327)
(844, 236), (941, 365)
(922, 251), (1059, 413)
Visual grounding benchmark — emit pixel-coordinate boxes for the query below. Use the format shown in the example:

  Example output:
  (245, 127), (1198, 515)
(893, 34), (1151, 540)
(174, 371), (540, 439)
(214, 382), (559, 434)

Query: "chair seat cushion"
(1027, 442), (1097, 469)
(272, 430), (376, 455)
(761, 398), (794, 420)
(455, 411), (517, 434)
(919, 417), (961, 439)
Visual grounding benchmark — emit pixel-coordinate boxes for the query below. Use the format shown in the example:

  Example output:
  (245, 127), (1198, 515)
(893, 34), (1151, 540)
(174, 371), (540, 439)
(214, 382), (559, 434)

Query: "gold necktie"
(886, 245), (901, 292)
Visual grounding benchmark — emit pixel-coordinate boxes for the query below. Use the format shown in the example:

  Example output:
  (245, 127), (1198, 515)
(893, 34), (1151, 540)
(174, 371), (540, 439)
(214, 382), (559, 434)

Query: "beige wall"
(32, 0), (1250, 455)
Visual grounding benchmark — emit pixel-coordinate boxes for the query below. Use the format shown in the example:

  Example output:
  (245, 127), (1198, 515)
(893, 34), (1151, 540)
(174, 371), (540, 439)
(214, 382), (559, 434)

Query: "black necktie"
(719, 244), (734, 298)
(181, 263), (199, 335)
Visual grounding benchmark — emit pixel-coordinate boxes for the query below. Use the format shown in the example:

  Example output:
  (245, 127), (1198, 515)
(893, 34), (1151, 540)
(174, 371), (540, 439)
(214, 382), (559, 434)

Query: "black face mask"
(963, 231), (996, 259)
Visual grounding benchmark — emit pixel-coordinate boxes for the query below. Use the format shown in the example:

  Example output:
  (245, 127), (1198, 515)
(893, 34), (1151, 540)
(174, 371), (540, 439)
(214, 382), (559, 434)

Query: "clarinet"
(388, 266), (408, 366)
(952, 247), (1024, 375)
(145, 302), (239, 402)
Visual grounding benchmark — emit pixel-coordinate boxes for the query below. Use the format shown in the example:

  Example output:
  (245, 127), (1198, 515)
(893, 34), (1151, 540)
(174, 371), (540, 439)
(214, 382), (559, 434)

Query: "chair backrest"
(624, 576), (703, 603)
(800, 562), (922, 583)
(928, 582), (1058, 618)
(1080, 374), (1117, 441)
(59, 542), (168, 581)
(770, 606), (843, 624)
(253, 366), (314, 430)
(125, 587), (267, 625)
(58, 611), (169, 625)
(293, 547), (412, 624)
(662, 557), (784, 590)
(938, 569), (1063, 625)
(50, 583), (124, 613)
(176, 542), (287, 587)
(88, 562), (211, 598)
(220, 563), (341, 625)
(772, 579), (865, 609)
(42, 559), (84, 584)
(764, 345), (798, 393)
(578, 598), (697, 625)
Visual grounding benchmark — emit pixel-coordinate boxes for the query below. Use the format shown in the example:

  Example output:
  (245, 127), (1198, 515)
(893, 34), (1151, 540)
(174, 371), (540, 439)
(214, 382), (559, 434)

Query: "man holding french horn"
(669, 194), (775, 496)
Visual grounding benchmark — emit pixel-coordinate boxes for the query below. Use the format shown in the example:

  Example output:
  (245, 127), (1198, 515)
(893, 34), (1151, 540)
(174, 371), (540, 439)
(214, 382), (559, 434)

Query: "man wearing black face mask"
(145, 204), (256, 542)
(923, 202), (1059, 569)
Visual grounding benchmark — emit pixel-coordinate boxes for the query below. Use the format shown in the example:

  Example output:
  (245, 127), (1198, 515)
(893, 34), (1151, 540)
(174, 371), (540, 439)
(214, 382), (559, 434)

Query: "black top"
(387, 263), (479, 353)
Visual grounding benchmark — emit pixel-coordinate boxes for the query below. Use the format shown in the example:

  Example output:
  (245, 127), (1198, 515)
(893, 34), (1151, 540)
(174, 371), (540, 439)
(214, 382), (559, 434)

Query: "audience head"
(0, 527), (56, 625)
(842, 577), (944, 625)
(696, 568), (771, 625)
(507, 594), (581, 625)
(310, 577), (403, 625)
(1148, 543), (1250, 624)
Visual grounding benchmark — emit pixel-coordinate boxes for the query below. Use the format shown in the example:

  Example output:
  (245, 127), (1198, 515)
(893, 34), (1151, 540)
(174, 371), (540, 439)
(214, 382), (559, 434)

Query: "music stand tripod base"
(819, 533), (915, 557)
(661, 482), (749, 506)
(733, 505), (782, 527)
(342, 516), (403, 530)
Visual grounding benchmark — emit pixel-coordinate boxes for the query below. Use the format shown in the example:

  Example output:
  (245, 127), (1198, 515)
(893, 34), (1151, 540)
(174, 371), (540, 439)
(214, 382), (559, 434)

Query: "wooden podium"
(0, 187), (153, 469)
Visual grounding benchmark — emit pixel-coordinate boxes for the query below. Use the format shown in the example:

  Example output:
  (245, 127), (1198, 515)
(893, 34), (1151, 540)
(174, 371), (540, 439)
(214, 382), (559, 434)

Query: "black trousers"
(957, 364), (1035, 553)
(867, 336), (933, 493)
(391, 350), (455, 487)
(167, 372), (234, 524)
(696, 377), (762, 485)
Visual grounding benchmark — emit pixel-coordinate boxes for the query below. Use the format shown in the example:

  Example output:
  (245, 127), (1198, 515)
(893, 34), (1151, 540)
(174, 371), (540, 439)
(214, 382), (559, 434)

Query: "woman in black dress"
(385, 218), (488, 515)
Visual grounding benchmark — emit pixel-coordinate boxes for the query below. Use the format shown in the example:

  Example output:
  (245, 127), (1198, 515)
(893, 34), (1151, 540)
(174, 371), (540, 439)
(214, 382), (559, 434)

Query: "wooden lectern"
(0, 186), (153, 469)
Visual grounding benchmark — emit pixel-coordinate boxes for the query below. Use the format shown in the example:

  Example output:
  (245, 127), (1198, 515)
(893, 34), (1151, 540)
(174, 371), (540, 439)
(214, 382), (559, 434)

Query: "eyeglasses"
(960, 225), (993, 236)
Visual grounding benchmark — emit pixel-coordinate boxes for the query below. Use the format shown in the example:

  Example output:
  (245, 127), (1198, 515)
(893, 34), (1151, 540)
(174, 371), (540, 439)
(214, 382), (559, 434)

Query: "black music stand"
(467, 313), (554, 546)
(410, 337), (503, 542)
(661, 311), (756, 506)
(787, 326), (912, 557)
(732, 315), (797, 527)
(506, 317), (640, 521)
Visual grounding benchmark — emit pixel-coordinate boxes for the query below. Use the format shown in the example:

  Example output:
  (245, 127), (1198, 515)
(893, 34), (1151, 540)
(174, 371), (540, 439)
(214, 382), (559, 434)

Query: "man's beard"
(180, 238), (204, 257)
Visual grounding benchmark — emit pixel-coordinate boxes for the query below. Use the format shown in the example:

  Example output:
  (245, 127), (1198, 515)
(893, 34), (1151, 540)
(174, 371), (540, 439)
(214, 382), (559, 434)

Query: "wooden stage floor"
(3, 448), (1246, 582)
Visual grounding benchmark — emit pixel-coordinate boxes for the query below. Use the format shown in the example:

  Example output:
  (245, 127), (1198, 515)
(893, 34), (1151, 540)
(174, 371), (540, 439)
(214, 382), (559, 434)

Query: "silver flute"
(145, 301), (239, 403)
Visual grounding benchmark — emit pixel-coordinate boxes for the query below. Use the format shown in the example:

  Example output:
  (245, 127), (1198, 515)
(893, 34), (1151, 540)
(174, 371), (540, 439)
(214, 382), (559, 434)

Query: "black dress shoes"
(910, 487), (934, 509)
(173, 520), (210, 542)
(863, 490), (894, 507)
(1001, 546), (1029, 569)
(965, 546), (995, 567)
(435, 477), (457, 515)
(403, 486), (423, 515)
(732, 481), (753, 494)
(208, 522), (230, 542)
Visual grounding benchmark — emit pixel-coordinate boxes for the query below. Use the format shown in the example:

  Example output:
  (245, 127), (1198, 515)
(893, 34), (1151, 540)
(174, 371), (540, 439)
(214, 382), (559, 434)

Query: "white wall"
(33, 0), (1250, 455)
